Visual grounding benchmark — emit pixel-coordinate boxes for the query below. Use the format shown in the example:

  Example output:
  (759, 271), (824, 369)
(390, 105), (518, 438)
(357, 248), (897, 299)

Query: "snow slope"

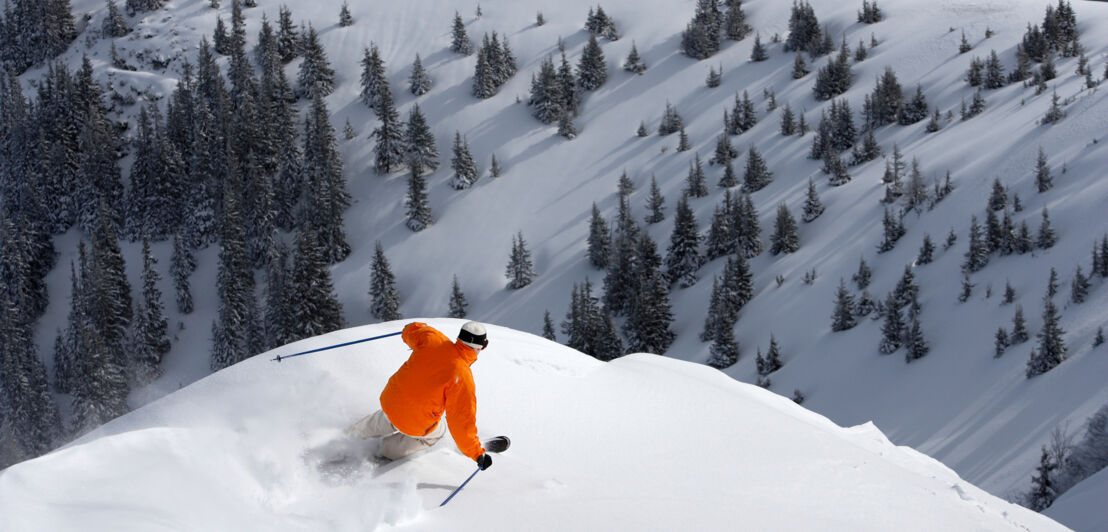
(12, 0), (1108, 524)
(0, 320), (1070, 531)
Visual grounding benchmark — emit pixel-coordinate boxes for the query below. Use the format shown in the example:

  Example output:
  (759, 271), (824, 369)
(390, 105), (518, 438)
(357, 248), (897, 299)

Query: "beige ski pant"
(346, 410), (447, 460)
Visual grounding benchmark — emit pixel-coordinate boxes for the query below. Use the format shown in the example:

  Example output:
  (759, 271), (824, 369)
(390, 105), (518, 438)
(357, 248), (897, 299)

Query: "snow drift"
(0, 320), (1068, 531)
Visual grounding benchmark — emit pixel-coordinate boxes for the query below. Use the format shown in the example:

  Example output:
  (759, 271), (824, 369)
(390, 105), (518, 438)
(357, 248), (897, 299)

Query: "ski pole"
(439, 466), (482, 507)
(270, 331), (402, 362)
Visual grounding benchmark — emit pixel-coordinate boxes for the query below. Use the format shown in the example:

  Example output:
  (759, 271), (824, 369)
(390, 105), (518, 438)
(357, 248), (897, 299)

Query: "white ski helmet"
(458, 321), (488, 351)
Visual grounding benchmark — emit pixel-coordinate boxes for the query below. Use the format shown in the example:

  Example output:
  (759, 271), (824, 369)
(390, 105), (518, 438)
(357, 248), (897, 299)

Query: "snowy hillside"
(0, 320), (1071, 531)
(4, 0), (1108, 527)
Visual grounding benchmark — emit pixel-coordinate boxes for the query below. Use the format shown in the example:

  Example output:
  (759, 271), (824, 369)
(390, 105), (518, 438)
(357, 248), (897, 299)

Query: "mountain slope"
(13, 0), (1108, 521)
(0, 320), (1069, 531)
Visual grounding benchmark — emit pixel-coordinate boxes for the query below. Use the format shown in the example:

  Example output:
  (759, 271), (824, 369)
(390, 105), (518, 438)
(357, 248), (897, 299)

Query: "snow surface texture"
(0, 320), (1070, 531)
(11, 0), (1108, 527)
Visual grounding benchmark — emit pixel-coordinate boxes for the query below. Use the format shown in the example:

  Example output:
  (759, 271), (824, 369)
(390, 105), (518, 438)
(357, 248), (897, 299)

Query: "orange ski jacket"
(379, 322), (485, 461)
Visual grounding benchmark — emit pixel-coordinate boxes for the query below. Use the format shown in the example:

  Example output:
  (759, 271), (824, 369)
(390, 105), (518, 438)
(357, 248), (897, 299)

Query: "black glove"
(476, 453), (492, 470)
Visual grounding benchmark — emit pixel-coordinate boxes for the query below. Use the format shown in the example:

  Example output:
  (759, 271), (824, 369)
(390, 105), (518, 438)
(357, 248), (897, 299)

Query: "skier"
(348, 321), (494, 470)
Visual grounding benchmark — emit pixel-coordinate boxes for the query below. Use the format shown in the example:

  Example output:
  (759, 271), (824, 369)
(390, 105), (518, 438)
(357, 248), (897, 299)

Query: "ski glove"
(476, 453), (492, 470)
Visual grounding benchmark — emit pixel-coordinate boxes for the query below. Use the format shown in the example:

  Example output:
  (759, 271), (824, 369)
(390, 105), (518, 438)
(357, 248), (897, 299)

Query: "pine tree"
(506, 231), (536, 289)
(276, 6), (299, 63)
(852, 257), (872, 290)
(405, 166), (432, 232)
(780, 104), (796, 136)
(792, 53), (810, 79)
(624, 233), (675, 354)
(490, 154), (502, 178)
(450, 132), (479, 189)
(556, 52), (579, 118)
(878, 291), (904, 354)
(1043, 90), (1065, 124)
(604, 196), (641, 316)
(103, 0), (129, 37)
(130, 236), (169, 384)
(451, 11), (473, 55)
(368, 241), (402, 321)
(665, 196), (703, 287)
(1027, 296), (1067, 378)
(338, 2), (353, 27)
(1037, 208), (1057, 249)
(558, 113), (578, 139)
(624, 41), (647, 74)
(682, 0), (724, 59)
(296, 25), (335, 99)
(1070, 265), (1089, 304)
(360, 44), (388, 111)
(995, 327), (1009, 358)
(1035, 147), (1053, 193)
(169, 232), (194, 314)
(542, 310), (556, 341)
(902, 310), (930, 363)
(1093, 327), (1104, 348)
(301, 93), (351, 263)
(578, 33), (608, 90)
(963, 215), (989, 272)
(587, 203), (611, 269)
(262, 243), (291, 350)
(684, 154), (708, 197)
(209, 177), (254, 372)
(448, 275), (468, 318)
(676, 125), (691, 152)
(706, 65), (722, 87)
(637, 121), (650, 137)
(1011, 305), (1030, 344)
(707, 320), (740, 369)
(409, 54), (432, 96)
(750, 34), (768, 62)
(288, 230), (344, 341)
(1028, 447), (1058, 511)
(877, 206), (906, 254)
(645, 176), (666, 224)
(723, 0), (752, 40)
(742, 146), (773, 192)
(770, 203), (799, 255)
(802, 179), (824, 222)
(404, 104), (439, 177)
(831, 279), (857, 331)
(659, 101), (684, 135)
(736, 193), (764, 258)
(372, 86), (405, 174)
(704, 191), (735, 260)
(917, 234), (936, 265)
(956, 273), (974, 303)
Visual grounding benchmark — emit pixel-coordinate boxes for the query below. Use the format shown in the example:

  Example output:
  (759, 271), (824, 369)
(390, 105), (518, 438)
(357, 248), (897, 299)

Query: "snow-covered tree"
(296, 25), (334, 99)
(288, 230), (344, 341)
(450, 132), (479, 189)
(742, 145), (773, 192)
(578, 33), (608, 90)
(665, 196), (703, 288)
(802, 179), (824, 222)
(451, 11), (473, 55)
(448, 275), (468, 318)
(409, 54), (432, 96)
(624, 41), (647, 74)
(338, 2), (353, 27)
(368, 241), (402, 321)
(769, 203), (799, 255)
(587, 203), (611, 269)
(830, 279), (857, 332)
(506, 231), (536, 289)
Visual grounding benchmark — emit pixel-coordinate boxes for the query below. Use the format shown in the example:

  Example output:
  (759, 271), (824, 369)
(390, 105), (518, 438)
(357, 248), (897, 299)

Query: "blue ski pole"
(271, 331), (402, 362)
(440, 466), (482, 507)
